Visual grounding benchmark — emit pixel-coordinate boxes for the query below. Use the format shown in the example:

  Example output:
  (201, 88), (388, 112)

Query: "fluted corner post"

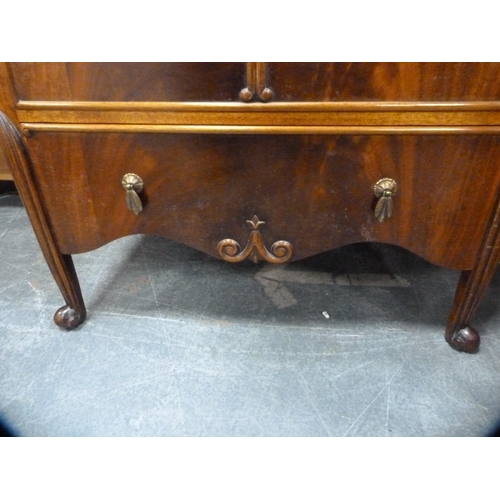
(445, 186), (500, 353)
(0, 111), (86, 329)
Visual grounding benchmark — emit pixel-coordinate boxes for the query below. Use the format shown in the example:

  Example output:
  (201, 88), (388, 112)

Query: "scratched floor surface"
(1, 185), (500, 437)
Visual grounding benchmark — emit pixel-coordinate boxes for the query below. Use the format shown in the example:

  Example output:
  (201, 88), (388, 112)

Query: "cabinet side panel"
(0, 146), (11, 178)
(0, 63), (19, 179)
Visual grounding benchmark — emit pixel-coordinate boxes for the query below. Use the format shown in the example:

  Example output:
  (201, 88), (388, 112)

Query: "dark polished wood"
(267, 63), (500, 102)
(0, 145), (11, 180)
(0, 62), (16, 180)
(0, 111), (86, 328)
(2, 62), (500, 351)
(445, 186), (500, 352)
(24, 133), (500, 272)
(9, 63), (247, 102)
(14, 63), (500, 103)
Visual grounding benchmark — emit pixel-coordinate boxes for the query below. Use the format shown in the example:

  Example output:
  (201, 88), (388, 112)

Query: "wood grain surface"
(0, 63), (17, 179)
(9, 63), (247, 102)
(11, 63), (500, 103)
(26, 132), (500, 270)
(267, 63), (500, 102)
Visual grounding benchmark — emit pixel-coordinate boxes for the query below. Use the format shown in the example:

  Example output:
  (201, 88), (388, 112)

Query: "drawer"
(267, 63), (500, 102)
(26, 133), (500, 270)
(9, 63), (247, 102)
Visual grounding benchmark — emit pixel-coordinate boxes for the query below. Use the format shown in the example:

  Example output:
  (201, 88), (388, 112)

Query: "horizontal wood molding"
(22, 123), (500, 135)
(16, 101), (500, 130)
(17, 100), (500, 112)
(18, 110), (500, 127)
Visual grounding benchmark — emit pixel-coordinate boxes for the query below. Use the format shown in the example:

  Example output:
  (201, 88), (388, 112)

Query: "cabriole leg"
(0, 112), (86, 329)
(446, 271), (481, 353)
(446, 190), (500, 353)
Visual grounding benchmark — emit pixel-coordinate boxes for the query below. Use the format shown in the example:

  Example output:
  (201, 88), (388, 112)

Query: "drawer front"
(26, 133), (500, 270)
(9, 63), (247, 102)
(267, 63), (500, 102)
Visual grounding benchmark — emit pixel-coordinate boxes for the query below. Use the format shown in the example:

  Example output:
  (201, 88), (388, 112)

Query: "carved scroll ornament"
(217, 215), (293, 264)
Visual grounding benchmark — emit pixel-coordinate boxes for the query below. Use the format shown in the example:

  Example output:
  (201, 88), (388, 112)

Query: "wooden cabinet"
(1, 62), (500, 353)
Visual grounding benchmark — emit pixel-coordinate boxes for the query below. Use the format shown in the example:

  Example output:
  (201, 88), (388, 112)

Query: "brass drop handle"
(121, 173), (144, 215)
(373, 178), (397, 222)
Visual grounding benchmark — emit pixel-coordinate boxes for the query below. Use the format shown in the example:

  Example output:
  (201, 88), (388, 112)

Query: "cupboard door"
(9, 63), (247, 102)
(267, 63), (500, 102)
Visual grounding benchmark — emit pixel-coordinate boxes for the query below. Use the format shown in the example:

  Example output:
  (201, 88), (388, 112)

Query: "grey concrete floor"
(1, 182), (500, 436)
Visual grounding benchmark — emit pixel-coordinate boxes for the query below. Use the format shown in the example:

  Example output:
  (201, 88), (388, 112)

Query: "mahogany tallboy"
(2, 62), (500, 353)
